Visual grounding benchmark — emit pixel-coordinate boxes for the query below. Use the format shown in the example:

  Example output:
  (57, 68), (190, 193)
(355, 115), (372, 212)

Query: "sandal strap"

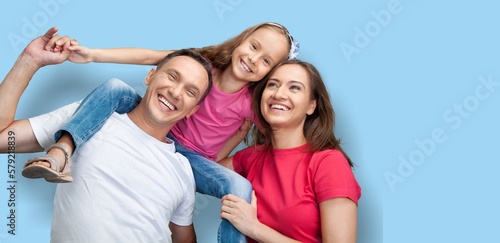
(25, 155), (60, 172)
(47, 144), (71, 161)
(47, 144), (71, 171)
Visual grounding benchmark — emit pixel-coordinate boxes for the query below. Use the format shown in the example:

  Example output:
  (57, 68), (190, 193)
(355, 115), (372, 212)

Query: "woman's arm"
(320, 198), (358, 243)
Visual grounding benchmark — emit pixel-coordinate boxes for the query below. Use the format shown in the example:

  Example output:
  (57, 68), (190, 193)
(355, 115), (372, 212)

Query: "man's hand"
(1, 27), (71, 132)
(22, 27), (72, 68)
(45, 34), (93, 64)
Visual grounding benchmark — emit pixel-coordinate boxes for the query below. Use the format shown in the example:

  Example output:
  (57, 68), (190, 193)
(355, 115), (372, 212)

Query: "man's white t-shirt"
(29, 102), (195, 243)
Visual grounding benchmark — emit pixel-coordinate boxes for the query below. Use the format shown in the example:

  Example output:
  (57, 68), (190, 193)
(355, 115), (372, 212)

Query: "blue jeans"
(168, 135), (251, 243)
(57, 78), (250, 243)
(55, 78), (141, 146)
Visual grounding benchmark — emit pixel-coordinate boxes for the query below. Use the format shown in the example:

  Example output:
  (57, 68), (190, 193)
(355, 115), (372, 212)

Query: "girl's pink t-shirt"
(170, 82), (255, 160)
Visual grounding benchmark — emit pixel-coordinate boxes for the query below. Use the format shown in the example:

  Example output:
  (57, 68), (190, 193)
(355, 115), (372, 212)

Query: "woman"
(219, 60), (361, 242)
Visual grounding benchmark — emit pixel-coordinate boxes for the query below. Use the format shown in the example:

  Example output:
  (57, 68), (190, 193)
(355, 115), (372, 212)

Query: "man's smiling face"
(143, 55), (209, 126)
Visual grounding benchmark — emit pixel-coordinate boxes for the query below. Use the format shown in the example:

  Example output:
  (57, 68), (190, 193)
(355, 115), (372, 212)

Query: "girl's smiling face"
(231, 27), (289, 83)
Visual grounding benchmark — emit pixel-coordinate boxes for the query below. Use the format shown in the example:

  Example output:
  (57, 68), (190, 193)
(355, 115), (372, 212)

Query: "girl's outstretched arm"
(72, 47), (173, 65)
(46, 34), (173, 65)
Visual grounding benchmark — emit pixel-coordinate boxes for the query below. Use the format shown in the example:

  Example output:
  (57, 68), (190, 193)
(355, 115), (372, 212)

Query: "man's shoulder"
(172, 152), (196, 185)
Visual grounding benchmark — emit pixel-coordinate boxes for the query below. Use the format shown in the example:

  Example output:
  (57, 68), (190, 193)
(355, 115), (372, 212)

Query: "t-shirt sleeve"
(170, 154), (196, 226)
(241, 89), (259, 127)
(232, 148), (251, 178)
(313, 150), (361, 205)
(28, 100), (81, 150)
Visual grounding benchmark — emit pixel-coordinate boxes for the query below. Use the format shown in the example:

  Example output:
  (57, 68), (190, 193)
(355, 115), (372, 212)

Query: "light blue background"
(1, 0), (499, 242)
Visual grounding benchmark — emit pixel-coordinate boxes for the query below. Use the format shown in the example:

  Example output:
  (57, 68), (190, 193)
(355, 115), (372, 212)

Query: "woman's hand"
(220, 191), (260, 237)
(221, 192), (302, 242)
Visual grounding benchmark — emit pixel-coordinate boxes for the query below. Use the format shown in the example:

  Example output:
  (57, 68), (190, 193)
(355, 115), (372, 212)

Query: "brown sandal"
(22, 144), (73, 183)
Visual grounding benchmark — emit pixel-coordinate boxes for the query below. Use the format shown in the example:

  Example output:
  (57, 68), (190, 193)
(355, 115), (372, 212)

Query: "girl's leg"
(23, 79), (141, 181)
(171, 136), (251, 243)
(55, 78), (141, 147)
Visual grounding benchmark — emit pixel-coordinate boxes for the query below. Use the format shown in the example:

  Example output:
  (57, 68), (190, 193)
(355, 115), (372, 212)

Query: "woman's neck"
(271, 126), (308, 149)
(213, 66), (250, 94)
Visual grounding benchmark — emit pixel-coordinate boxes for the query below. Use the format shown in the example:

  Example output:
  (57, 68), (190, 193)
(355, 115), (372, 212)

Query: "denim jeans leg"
(169, 135), (251, 243)
(55, 78), (141, 148)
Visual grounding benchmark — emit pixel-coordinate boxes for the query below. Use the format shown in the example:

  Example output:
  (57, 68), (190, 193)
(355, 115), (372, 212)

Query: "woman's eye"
(267, 82), (278, 88)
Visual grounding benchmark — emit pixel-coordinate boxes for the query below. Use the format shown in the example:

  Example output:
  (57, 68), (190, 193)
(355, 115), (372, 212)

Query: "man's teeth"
(271, 104), (290, 111)
(159, 96), (175, 110)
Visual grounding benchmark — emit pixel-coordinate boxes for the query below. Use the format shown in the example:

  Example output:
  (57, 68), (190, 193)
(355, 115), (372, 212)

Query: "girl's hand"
(220, 191), (260, 237)
(67, 43), (93, 63)
(44, 33), (92, 63)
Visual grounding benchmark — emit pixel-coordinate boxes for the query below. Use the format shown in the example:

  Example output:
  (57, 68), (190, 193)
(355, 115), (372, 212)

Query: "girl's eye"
(251, 44), (257, 50)
(263, 58), (271, 65)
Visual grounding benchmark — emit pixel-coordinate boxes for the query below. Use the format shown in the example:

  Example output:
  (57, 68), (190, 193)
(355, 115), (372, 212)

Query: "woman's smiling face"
(260, 63), (317, 129)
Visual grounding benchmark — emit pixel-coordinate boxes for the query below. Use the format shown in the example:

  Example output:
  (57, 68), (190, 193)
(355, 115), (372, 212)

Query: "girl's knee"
(105, 78), (128, 88)
(230, 178), (252, 201)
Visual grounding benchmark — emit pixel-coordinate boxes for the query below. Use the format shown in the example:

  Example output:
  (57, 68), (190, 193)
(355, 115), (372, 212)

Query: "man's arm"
(0, 52), (42, 132)
(169, 222), (196, 243)
(0, 27), (71, 153)
(0, 120), (43, 153)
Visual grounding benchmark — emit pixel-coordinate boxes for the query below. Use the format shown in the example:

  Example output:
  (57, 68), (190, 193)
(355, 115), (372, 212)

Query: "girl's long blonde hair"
(191, 22), (292, 84)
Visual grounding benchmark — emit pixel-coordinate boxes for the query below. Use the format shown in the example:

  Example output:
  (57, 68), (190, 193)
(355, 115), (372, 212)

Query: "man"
(0, 27), (212, 243)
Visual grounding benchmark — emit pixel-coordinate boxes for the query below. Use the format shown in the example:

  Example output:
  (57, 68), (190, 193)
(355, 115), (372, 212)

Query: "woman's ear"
(145, 68), (156, 85)
(307, 100), (317, 115)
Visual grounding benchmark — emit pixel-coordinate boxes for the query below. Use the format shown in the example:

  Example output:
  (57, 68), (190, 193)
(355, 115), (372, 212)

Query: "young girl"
(219, 60), (361, 242)
(22, 22), (299, 243)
